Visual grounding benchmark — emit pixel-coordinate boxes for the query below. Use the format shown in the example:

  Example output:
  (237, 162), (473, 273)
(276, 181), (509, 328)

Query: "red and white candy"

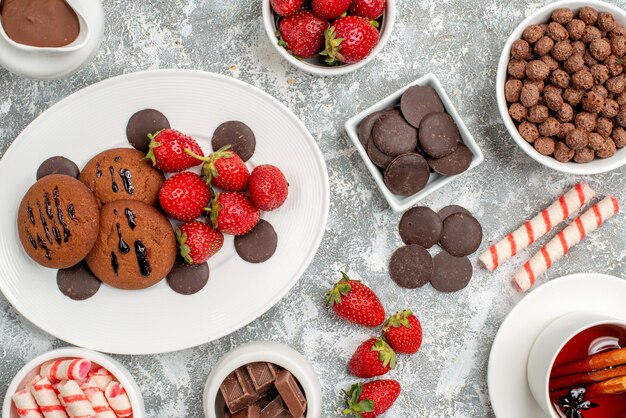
(81, 378), (116, 418)
(480, 182), (596, 271)
(513, 196), (620, 292)
(40, 359), (92, 382)
(30, 377), (68, 418)
(88, 368), (113, 392)
(104, 382), (132, 418)
(57, 380), (96, 418)
(12, 388), (44, 418)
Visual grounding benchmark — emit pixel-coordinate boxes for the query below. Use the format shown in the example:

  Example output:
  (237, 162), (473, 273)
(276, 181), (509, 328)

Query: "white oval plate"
(488, 273), (626, 418)
(0, 70), (329, 354)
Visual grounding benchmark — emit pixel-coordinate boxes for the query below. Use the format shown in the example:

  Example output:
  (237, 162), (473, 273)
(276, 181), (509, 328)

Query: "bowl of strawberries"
(263, 0), (396, 76)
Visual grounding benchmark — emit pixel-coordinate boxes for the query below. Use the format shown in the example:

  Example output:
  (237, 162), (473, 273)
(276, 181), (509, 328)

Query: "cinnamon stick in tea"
(551, 348), (626, 377)
(550, 364), (626, 390)
(586, 375), (626, 398)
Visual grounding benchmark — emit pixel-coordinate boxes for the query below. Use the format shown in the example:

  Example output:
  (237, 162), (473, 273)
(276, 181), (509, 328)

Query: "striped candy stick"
(88, 369), (113, 392)
(57, 380), (96, 418)
(30, 377), (68, 418)
(479, 183), (596, 271)
(104, 382), (132, 418)
(40, 359), (92, 382)
(81, 378), (116, 418)
(513, 196), (620, 292)
(12, 388), (44, 418)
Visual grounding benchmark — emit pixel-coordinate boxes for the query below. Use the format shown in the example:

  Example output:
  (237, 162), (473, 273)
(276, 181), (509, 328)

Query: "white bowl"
(344, 73), (484, 212)
(496, 0), (626, 175)
(203, 341), (322, 418)
(261, 0), (396, 76)
(2, 347), (145, 418)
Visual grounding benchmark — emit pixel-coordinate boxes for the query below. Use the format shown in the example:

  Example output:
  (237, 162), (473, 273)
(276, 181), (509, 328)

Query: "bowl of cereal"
(497, 0), (626, 174)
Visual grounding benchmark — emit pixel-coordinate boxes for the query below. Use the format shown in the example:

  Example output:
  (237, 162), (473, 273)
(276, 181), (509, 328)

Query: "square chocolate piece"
(232, 405), (261, 418)
(260, 396), (291, 418)
(245, 362), (278, 393)
(274, 370), (306, 418)
(220, 368), (257, 414)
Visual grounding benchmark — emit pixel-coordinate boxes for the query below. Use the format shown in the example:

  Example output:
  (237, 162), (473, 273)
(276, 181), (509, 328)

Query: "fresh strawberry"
(311, 0), (351, 20)
(349, 338), (397, 378)
(326, 272), (385, 327)
(322, 16), (380, 64)
(159, 172), (211, 222)
(382, 309), (423, 355)
(270, 0), (304, 16)
(187, 146), (250, 191)
(207, 192), (260, 236)
(248, 165), (289, 211)
(278, 11), (328, 59)
(176, 221), (224, 264)
(145, 129), (204, 173)
(343, 380), (401, 418)
(349, 0), (386, 19)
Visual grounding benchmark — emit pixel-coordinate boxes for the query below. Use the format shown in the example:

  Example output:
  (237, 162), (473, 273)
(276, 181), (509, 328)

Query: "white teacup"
(527, 311), (626, 417)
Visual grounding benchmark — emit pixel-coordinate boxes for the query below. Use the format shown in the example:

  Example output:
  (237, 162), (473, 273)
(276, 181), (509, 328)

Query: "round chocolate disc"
(372, 111), (418, 157)
(419, 112), (460, 158)
(56, 262), (101, 301)
(389, 244), (433, 289)
(36, 156), (80, 180)
(367, 137), (394, 168)
(234, 220), (278, 263)
(166, 260), (210, 295)
(431, 251), (473, 292)
(398, 206), (443, 248)
(211, 121), (256, 162)
(440, 213), (483, 257)
(383, 153), (430, 196)
(400, 86), (445, 128)
(358, 110), (393, 148)
(427, 143), (473, 176)
(438, 205), (472, 221)
(126, 109), (170, 152)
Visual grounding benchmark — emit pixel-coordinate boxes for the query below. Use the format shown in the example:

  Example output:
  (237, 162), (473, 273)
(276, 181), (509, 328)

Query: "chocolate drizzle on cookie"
(37, 234), (51, 260)
(44, 193), (53, 218)
(26, 203), (35, 225)
(124, 208), (136, 230)
(119, 169), (134, 194)
(109, 166), (119, 192)
(111, 252), (119, 275)
(67, 203), (76, 221)
(37, 203), (52, 243)
(134, 240), (150, 276)
(53, 186), (71, 242)
(116, 223), (130, 254)
(52, 225), (62, 245)
(26, 230), (37, 249)
(95, 162), (102, 178)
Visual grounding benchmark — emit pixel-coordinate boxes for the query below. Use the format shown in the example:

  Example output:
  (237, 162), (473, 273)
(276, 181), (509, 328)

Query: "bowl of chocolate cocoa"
(497, 0), (626, 174)
(203, 341), (322, 418)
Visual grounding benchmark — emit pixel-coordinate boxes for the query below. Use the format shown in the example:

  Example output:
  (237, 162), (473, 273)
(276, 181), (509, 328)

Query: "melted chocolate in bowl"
(0, 0), (79, 48)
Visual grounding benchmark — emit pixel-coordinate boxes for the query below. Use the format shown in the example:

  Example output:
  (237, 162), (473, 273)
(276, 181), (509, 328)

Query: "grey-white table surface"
(1, 0), (626, 416)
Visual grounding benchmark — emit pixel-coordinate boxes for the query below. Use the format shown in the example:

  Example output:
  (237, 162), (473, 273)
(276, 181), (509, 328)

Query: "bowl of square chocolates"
(203, 341), (322, 418)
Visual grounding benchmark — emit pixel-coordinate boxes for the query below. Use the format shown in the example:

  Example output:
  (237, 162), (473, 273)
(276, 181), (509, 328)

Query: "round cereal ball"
(567, 19), (586, 40)
(563, 87), (585, 106)
(543, 85), (564, 111)
(523, 24), (546, 44)
(505, 79), (524, 103)
(596, 135), (617, 157)
(511, 39), (531, 60)
(526, 60), (550, 80)
(602, 98), (620, 118)
(528, 104), (550, 123)
(572, 40), (586, 55)
(551, 40), (574, 61)
(590, 64), (610, 84)
(596, 117), (614, 137)
(557, 103), (575, 122)
(575, 112), (597, 132)
(581, 25), (602, 44)
(558, 122), (576, 139)
(597, 12), (617, 32)
(582, 91), (606, 113)
(584, 50), (599, 67)
(552, 8), (574, 25)
(578, 7), (598, 26)
(611, 26), (626, 38)
(520, 83), (541, 107)
(566, 128), (589, 150)
(605, 55), (624, 76)
(508, 59), (526, 79)
(571, 69), (594, 90)
(573, 147), (595, 163)
(617, 91), (626, 105)
(616, 106), (626, 126)
(541, 54), (559, 71)
(547, 22), (569, 42)
(588, 132), (606, 150)
(524, 79), (545, 91)
(554, 140), (576, 162)
(611, 36), (626, 57)
(550, 68), (571, 88)
(509, 103), (528, 122)
(534, 36), (555, 56)
(564, 53), (585, 73)
(611, 126), (626, 147)
(606, 75), (626, 94)
(589, 38), (612, 61)
(539, 117), (561, 137)
(518, 121), (540, 143)
(534, 136), (556, 155)
(591, 84), (609, 98)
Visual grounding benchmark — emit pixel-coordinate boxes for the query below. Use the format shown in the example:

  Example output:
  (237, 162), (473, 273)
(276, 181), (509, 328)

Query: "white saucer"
(488, 273), (626, 418)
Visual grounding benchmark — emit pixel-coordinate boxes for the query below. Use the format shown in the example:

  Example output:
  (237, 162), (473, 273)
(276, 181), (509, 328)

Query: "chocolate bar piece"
(220, 368), (257, 414)
(260, 396), (291, 418)
(232, 405), (261, 418)
(246, 362), (278, 393)
(275, 370), (306, 418)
